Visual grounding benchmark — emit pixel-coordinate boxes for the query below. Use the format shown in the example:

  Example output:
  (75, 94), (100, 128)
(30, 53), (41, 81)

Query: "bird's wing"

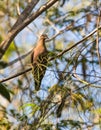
(31, 50), (34, 64)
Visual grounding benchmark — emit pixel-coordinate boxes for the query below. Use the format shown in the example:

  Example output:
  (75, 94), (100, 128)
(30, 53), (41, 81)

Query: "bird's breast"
(34, 48), (47, 62)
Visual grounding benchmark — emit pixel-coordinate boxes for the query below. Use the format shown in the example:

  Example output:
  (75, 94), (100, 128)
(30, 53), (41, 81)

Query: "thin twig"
(7, 49), (32, 67)
(0, 68), (32, 83)
(96, 11), (101, 68)
(13, 40), (30, 84)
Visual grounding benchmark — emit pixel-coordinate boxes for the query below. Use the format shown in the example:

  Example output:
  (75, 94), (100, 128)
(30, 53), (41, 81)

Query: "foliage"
(0, 83), (11, 102)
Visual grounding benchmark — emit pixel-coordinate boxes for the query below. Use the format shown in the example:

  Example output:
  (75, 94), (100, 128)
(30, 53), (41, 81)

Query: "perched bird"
(31, 34), (49, 91)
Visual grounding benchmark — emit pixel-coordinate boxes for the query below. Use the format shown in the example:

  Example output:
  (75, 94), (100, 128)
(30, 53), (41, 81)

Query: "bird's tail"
(34, 79), (41, 91)
(32, 66), (42, 91)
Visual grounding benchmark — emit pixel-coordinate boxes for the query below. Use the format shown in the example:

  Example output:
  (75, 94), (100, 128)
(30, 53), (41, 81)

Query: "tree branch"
(11, 0), (39, 31)
(0, 68), (32, 83)
(49, 24), (101, 60)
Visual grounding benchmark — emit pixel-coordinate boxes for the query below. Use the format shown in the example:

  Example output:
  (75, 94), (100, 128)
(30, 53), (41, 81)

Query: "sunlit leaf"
(20, 103), (40, 116)
(3, 41), (15, 61)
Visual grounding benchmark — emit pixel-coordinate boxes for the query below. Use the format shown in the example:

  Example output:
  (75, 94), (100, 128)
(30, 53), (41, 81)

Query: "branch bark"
(11, 0), (39, 31)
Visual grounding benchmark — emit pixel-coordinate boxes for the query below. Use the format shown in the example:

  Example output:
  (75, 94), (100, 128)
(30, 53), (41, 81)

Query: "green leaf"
(20, 103), (40, 116)
(3, 41), (15, 61)
(0, 83), (10, 102)
(20, 103), (38, 109)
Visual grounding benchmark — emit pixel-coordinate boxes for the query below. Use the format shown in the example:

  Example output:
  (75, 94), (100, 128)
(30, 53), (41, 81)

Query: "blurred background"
(0, 0), (101, 129)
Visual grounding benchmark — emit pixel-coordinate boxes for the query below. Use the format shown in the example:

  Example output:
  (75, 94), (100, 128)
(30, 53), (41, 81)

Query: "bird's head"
(41, 34), (49, 40)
